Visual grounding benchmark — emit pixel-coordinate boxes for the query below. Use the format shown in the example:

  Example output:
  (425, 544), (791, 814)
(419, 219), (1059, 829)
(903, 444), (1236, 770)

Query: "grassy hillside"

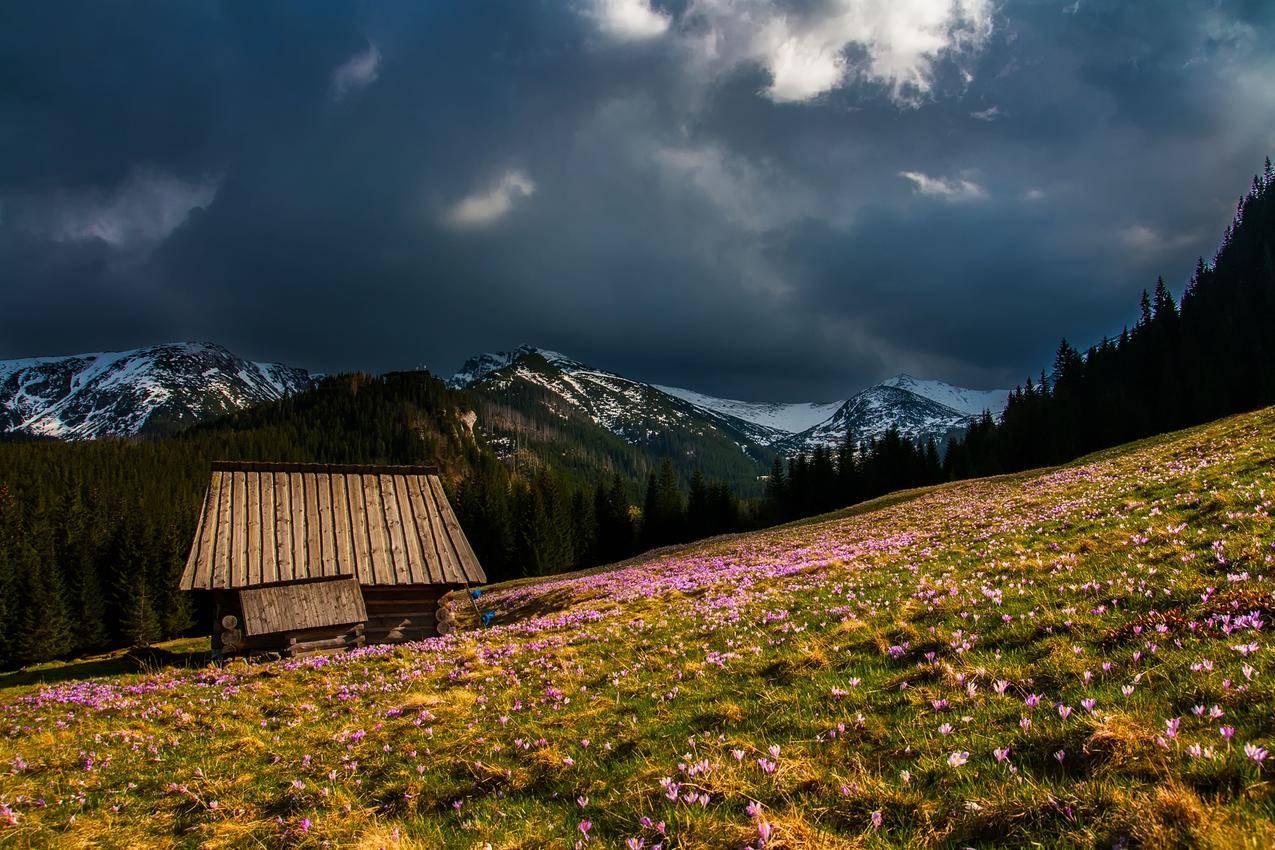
(2, 408), (1273, 848)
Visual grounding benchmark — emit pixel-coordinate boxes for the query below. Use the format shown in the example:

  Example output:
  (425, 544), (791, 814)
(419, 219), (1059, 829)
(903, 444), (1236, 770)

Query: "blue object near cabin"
(482, 610), (496, 626)
(470, 589), (482, 600)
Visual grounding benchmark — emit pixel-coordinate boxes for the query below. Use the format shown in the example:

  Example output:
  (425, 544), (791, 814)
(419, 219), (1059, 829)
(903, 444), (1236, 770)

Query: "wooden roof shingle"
(180, 463), (486, 590)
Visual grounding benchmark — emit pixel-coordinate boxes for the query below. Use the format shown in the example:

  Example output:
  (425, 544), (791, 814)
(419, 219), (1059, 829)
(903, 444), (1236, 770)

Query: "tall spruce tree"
(16, 540), (75, 664)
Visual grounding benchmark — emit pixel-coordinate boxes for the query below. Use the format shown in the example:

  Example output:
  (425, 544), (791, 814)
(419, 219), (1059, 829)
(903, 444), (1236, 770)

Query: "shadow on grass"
(0, 639), (213, 690)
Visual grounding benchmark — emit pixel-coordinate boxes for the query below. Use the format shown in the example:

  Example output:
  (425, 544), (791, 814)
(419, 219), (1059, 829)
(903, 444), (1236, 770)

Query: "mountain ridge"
(0, 338), (1010, 462)
(449, 345), (1009, 456)
(0, 342), (313, 440)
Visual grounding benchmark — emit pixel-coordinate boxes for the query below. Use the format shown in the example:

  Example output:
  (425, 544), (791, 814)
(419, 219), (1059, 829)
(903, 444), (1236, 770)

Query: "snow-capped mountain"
(880, 374), (1009, 419)
(0, 342), (313, 440)
(773, 384), (989, 455)
(663, 377), (1006, 456)
(766, 374), (1010, 455)
(450, 345), (1009, 461)
(450, 346), (775, 456)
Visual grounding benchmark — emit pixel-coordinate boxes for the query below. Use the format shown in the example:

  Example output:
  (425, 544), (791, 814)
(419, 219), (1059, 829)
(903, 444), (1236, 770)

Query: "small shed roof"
(180, 462), (487, 590)
(239, 577), (367, 636)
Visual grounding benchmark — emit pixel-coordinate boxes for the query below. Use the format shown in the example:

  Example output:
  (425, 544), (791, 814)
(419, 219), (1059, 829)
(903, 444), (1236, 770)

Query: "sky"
(3, 1), (1274, 402)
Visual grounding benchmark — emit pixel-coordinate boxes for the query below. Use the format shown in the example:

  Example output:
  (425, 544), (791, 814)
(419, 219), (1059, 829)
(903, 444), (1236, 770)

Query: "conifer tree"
(687, 469), (709, 539)
(121, 577), (163, 647)
(16, 541), (75, 663)
(1152, 276), (1177, 320)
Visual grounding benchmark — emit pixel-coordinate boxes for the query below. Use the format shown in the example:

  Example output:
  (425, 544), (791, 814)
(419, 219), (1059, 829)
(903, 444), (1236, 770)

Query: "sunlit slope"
(3, 408), (1274, 848)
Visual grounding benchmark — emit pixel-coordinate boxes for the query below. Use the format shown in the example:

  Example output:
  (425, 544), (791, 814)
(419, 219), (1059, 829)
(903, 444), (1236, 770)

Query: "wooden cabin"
(179, 461), (486, 657)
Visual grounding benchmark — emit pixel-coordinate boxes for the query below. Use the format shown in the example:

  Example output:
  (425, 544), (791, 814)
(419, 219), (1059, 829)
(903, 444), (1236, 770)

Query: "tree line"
(944, 158), (1275, 478)
(761, 429), (944, 523)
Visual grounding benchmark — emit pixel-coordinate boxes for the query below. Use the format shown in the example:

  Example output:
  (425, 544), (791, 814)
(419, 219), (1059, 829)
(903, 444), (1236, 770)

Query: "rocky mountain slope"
(448, 346), (777, 493)
(775, 380), (1009, 454)
(451, 345), (1008, 460)
(0, 342), (313, 440)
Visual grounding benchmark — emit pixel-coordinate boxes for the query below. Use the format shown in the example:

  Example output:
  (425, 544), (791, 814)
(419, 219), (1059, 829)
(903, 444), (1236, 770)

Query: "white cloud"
(1023, 187), (1045, 201)
(899, 170), (987, 201)
(654, 143), (815, 233)
(1119, 224), (1197, 255)
(9, 168), (220, 247)
(588, 0), (671, 41)
(970, 105), (1000, 121)
(331, 40), (381, 100)
(446, 170), (537, 228)
(683, 0), (994, 105)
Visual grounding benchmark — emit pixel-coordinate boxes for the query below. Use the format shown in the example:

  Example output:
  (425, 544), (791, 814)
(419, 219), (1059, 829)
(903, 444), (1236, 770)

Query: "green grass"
(2, 409), (1274, 848)
(0, 638), (211, 691)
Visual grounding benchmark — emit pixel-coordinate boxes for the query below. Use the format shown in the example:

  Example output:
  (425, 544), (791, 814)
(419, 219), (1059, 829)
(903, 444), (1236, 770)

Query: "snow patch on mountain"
(881, 374), (1008, 418)
(653, 385), (842, 434)
(448, 345), (579, 388)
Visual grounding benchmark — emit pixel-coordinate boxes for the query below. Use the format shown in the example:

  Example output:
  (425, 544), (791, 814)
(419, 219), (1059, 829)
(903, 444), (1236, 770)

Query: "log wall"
(361, 584), (457, 644)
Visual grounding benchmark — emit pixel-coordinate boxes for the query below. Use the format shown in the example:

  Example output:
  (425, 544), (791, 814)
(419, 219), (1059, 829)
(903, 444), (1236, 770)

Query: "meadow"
(2, 408), (1273, 848)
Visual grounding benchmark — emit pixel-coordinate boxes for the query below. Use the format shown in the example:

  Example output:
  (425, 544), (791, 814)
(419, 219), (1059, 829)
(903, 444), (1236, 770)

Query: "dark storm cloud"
(2, 1), (1273, 400)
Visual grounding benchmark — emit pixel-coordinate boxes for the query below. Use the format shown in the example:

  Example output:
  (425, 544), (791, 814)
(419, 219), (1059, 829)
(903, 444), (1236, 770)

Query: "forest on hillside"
(0, 160), (1272, 669)
(945, 158), (1275, 478)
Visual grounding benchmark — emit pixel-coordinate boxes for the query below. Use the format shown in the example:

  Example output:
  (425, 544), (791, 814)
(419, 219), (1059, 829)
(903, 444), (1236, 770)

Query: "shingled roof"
(180, 462), (486, 590)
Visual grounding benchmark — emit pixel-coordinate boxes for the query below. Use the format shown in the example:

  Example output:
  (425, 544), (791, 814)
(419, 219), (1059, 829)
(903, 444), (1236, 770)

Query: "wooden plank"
(260, 471), (279, 585)
(347, 474), (374, 585)
(362, 595), (443, 608)
(425, 476), (465, 583)
(229, 471), (247, 587)
(316, 473), (339, 580)
(290, 472), (308, 580)
(283, 623), (363, 643)
(180, 484), (206, 589)
(362, 586), (443, 599)
(363, 593), (443, 609)
(362, 474), (392, 585)
(420, 475), (457, 583)
(329, 472), (353, 578)
(183, 475), (215, 589)
(304, 473), (322, 579)
(204, 474), (225, 588)
(211, 471), (230, 588)
(364, 613), (437, 629)
(430, 475), (486, 584)
(245, 471), (262, 586)
(394, 474), (427, 583)
(363, 597), (443, 612)
(362, 585), (443, 598)
(381, 474), (412, 585)
(287, 634), (360, 652)
(406, 476), (443, 584)
(274, 472), (295, 583)
(364, 628), (433, 644)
